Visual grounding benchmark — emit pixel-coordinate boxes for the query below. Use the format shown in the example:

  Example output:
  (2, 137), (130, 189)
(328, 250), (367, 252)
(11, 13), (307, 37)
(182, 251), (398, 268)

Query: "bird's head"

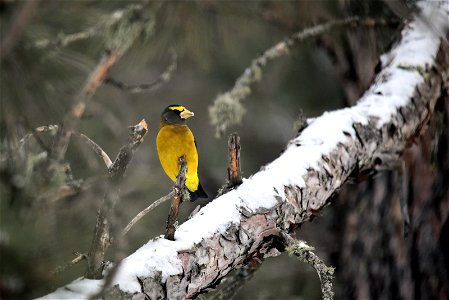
(161, 105), (195, 125)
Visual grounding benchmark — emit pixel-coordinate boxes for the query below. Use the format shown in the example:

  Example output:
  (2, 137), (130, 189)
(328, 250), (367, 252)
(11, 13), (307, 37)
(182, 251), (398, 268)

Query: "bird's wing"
(194, 139), (199, 168)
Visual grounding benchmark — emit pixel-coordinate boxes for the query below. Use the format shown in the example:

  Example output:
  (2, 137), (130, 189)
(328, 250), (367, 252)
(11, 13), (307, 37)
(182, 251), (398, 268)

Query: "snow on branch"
(40, 3), (449, 300)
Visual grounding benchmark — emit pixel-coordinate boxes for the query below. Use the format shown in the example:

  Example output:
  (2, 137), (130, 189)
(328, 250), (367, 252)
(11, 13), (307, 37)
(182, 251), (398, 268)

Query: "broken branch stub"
(227, 133), (243, 186)
(85, 119), (148, 279)
(165, 156), (187, 241)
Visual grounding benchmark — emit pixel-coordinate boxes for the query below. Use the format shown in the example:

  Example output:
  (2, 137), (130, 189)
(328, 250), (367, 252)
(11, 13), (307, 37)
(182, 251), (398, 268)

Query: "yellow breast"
(156, 124), (199, 192)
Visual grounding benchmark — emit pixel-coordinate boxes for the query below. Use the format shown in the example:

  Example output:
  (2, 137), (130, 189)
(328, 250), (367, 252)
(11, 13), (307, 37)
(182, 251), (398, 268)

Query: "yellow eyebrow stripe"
(169, 106), (185, 112)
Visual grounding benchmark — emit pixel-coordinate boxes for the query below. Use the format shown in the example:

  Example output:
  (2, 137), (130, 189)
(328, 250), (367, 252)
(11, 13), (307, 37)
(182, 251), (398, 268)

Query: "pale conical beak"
(180, 109), (194, 119)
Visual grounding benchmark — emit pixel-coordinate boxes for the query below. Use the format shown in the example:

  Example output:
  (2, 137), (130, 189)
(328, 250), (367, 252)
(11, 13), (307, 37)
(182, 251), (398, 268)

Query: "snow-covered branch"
(40, 3), (449, 300)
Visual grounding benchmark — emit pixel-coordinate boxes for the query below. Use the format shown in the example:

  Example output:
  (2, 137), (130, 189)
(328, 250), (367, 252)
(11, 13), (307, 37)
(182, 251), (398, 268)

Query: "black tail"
(189, 182), (208, 202)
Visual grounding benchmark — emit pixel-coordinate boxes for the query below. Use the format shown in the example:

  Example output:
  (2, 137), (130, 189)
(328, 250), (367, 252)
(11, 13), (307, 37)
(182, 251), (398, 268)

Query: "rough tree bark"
(334, 86), (449, 300)
(317, 3), (449, 300)
(40, 4), (449, 300)
(85, 120), (149, 279)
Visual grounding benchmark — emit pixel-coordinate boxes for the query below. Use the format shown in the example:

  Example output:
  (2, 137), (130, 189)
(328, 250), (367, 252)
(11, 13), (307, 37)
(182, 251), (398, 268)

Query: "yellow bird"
(156, 105), (208, 201)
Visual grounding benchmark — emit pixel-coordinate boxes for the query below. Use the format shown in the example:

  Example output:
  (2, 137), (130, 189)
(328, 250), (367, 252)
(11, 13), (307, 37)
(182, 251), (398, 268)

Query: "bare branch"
(209, 16), (392, 137)
(49, 50), (120, 164)
(165, 156), (187, 241)
(33, 28), (97, 49)
(18, 122), (142, 205)
(72, 132), (113, 168)
(282, 233), (335, 300)
(85, 119), (148, 279)
(48, 3), (156, 165)
(105, 50), (178, 93)
(108, 119), (149, 180)
(122, 191), (174, 236)
(87, 120), (152, 298)
(19, 125), (59, 151)
(227, 133), (243, 186)
(20, 124), (113, 168)
(50, 252), (87, 277)
(32, 2), (157, 51)
(218, 133), (243, 197)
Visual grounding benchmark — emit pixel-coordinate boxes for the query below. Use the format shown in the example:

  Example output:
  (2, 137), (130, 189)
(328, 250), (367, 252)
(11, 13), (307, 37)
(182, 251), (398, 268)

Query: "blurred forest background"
(1, 1), (448, 300)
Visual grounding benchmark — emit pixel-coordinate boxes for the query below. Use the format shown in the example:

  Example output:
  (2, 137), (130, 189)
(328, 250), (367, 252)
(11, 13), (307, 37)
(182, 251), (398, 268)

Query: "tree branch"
(47, 3), (156, 166)
(33, 28), (97, 49)
(20, 125), (113, 169)
(165, 157), (187, 241)
(122, 192), (174, 236)
(49, 50), (120, 165)
(218, 133), (243, 197)
(209, 16), (393, 137)
(227, 133), (242, 186)
(105, 49), (178, 93)
(84, 119), (148, 279)
(19, 125), (59, 152)
(282, 233), (334, 300)
(50, 252), (87, 277)
(73, 132), (113, 168)
(40, 4), (449, 300)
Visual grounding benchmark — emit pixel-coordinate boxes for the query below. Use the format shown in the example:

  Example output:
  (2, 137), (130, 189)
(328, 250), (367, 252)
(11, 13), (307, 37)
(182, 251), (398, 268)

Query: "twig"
(209, 16), (390, 137)
(50, 252), (87, 277)
(19, 125), (59, 151)
(227, 133), (242, 186)
(187, 204), (201, 220)
(108, 119), (149, 180)
(33, 1), (158, 51)
(49, 50), (120, 165)
(105, 49), (178, 93)
(217, 133), (243, 197)
(73, 132), (113, 168)
(85, 119), (148, 279)
(87, 120), (152, 298)
(33, 28), (97, 49)
(48, 3), (155, 165)
(122, 191), (174, 236)
(24, 123), (52, 153)
(19, 125), (113, 168)
(74, 51), (114, 113)
(282, 233), (335, 300)
(165, 156), (187, 241)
